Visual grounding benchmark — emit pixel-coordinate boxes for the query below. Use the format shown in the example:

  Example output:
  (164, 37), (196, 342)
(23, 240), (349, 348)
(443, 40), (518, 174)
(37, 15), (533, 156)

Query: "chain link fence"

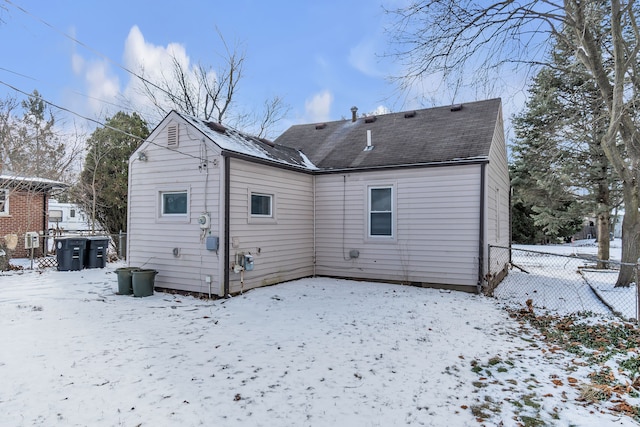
(488, 245), (640, 322)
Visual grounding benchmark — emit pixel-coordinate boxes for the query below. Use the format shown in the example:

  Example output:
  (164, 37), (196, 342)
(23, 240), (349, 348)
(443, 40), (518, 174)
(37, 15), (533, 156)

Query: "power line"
(0, 79), (207, 162)
(0, 66), (133, 112)
(1, 1), (212, 162)
(3, 0), (174, 102)
(0, 67), (36, 81)
(0, 79), (144, 141)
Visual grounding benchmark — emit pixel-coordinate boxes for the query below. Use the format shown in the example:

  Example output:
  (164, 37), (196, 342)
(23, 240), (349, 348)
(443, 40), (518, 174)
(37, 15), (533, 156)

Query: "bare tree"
(135, 31), (289, 139)
(235, 95), (291, 139)
(136, 30), (243, 123)
(0, 95), (19, 174)
(388, 0), (640, 286)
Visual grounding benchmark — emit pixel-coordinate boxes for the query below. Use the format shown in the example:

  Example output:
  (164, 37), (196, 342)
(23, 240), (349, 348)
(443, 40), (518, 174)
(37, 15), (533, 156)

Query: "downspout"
(223, 155), (231, 298)
(313, 174), (316, 276)
(478, 163), (486, 294)
(509, 186), (513, 265)
(42, 191), (47, 257)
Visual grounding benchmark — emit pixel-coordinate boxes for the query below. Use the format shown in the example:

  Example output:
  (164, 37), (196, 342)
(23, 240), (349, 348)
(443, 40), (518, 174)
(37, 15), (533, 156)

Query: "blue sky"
(0, 0), (525, 138)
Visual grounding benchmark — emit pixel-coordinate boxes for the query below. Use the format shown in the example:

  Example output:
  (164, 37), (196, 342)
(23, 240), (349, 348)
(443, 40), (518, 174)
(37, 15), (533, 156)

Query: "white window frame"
(0, 189), (8, 216)
(368, 185), (394, 239)
(157, 187), (190, 222)
(248, 190), (277, 224)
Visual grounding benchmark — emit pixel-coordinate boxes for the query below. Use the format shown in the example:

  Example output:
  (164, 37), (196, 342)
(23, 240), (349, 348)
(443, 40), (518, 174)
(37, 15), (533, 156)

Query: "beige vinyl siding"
(228, 158), (314, 293)
(128, 115), (224, 295)
(486, 108), (511, 278)
(314, 164), (482, 288)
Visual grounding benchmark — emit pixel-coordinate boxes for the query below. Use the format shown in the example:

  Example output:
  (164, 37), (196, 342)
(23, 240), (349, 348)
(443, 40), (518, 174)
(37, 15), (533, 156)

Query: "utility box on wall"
(244, 254), (254, 271)
(24, 232), (39, 249)
(206, 236), (219, 251)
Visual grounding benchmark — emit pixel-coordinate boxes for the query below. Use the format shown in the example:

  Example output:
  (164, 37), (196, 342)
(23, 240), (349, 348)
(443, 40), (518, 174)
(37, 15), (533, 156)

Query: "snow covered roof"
(0, 174), (67, 191)
(179, 113), (318, 171)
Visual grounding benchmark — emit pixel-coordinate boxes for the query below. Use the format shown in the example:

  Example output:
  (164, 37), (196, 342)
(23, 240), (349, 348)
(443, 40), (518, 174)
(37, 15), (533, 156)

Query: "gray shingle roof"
(275, 98), (501, 170)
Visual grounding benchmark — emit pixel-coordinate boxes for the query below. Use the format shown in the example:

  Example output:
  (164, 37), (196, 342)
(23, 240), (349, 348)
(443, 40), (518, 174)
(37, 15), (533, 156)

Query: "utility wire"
(0, 79), (207, 162)
(0, 66), (36, 81)
(0, 66), (133, 112)
(0, 79), (144, 141)
(1, 1), (211, 162)
(4, 0), (173, 101)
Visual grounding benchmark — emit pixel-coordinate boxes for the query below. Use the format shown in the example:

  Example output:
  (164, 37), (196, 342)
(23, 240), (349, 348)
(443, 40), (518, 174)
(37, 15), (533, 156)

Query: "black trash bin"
(85, 236), (109, 269)
(56, 237), (87, 271)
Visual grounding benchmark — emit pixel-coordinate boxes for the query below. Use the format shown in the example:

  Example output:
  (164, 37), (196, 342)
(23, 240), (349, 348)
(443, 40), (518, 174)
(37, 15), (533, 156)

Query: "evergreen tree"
(79, 112), (148, 235)
(510, 37), (620, 260)
(511, 67), (585, 242)
(1, 90), (74, 180)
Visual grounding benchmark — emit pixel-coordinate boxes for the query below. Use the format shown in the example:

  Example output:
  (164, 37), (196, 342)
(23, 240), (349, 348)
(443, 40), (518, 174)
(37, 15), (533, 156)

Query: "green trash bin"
(115, 267), (138, 295)
(132, 269), (158, 297)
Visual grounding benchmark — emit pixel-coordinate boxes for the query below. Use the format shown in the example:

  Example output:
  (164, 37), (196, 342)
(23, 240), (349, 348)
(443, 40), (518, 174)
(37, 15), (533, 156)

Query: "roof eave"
(313, 157), (490, 174)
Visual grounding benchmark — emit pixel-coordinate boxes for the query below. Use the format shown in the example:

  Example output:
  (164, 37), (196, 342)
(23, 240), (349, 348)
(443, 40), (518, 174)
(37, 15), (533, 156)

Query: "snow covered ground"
(495, 239), (638, 320)
(0, 240), (638, 426)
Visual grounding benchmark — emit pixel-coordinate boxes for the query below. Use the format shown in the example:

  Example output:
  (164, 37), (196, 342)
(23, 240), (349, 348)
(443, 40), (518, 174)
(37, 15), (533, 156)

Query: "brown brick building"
(0, 175), (66, 259)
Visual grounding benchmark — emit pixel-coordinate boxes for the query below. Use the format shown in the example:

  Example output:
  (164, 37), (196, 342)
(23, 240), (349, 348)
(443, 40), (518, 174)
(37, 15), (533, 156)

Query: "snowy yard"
(1, 253), (638, 426)
(494, 239), (638, 320)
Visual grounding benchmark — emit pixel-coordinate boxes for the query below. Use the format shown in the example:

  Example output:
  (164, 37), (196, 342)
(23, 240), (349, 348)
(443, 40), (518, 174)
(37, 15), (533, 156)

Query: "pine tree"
(510, 37), (620, 262)
(1, 90), (73, 180)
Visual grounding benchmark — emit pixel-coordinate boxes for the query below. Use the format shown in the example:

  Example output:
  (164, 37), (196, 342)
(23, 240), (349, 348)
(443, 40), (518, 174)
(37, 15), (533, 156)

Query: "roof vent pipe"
(367, 129), (372, 147)
(351, 106), (358, 122)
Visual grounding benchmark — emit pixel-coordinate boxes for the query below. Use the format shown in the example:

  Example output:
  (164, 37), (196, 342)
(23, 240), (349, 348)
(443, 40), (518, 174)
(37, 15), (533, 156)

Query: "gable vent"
(364, 116), (377, 123)
(315, 123), (327, 130)
(450, 104), (463, 112)
(167, 124), (179, 147)
(404, 111), (416, 118)
(205, 121), (227, 134)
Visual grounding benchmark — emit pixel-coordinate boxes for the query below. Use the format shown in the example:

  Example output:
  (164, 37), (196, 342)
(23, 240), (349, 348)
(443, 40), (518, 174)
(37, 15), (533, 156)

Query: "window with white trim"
(0, 189), (8, 215)
(251, 193), (273, 217)
(161, 191), (188, 216)
(369, 186), (393, 237)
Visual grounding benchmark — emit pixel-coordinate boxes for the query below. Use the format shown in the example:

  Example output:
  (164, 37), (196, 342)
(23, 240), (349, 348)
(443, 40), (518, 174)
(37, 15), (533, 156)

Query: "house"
(0, 174), (66, 259)
(127, 98), (510, 296)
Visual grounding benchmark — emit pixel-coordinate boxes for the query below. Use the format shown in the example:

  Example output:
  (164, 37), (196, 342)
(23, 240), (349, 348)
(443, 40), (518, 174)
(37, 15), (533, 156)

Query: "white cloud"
(304, 90), (333, 122)
(71, 25), (211, 124)
(122, 25), (201, 122)
(371, 105), (391, 116)
(348, 39), (384, 78)
(70, 51), (120, 117)
(71, 53), (84, 75)
(84, 61), (120, 114)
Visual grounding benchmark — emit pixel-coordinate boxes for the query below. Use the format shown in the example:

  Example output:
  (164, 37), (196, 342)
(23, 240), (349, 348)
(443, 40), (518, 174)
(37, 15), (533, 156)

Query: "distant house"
(127, 98), (510, 296)
(0, 175), (65, 258)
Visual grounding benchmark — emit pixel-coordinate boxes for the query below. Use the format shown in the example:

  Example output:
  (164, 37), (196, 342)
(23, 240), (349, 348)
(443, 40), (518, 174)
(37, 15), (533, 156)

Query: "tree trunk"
(616, 192), (640, 287)
(595, 175), (610, 269)
(596, 210), (610, 269)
